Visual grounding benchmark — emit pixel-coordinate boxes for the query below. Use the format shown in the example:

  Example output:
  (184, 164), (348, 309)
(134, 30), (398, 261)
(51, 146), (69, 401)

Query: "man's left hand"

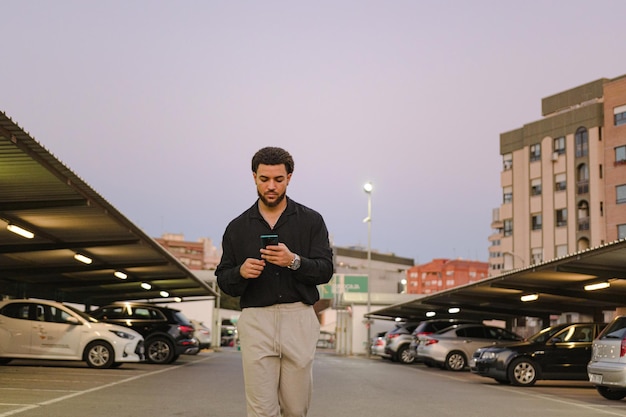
(260, 243), (294, 268)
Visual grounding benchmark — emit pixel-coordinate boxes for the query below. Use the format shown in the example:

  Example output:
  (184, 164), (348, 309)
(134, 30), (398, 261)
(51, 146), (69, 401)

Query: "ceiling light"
(141, 282), (152, 290)
(426, 311), (436, 317)
(520, 293), (539, 302)
(160, 290), (169, 297)
(584, 281), (610, 291)
(74, 253), (92, 264)
(448, 307), (460, 314)
(114, 271), (128, 279)
(7, 224), (35, 239)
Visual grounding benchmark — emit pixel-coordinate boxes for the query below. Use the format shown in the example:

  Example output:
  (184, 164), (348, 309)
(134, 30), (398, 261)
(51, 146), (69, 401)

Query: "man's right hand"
(240, 258), (266, 279)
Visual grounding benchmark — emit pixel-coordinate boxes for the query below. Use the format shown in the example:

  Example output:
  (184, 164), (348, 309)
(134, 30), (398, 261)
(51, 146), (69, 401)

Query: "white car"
(0, 299), (144, 369)
(588, 315), (626, 400)
(417, 323), (523, 371)
(190, 319), (212, 351)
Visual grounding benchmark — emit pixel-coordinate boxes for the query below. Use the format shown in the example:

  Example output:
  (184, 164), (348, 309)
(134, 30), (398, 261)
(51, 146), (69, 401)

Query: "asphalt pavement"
(2, 348), (626, 417)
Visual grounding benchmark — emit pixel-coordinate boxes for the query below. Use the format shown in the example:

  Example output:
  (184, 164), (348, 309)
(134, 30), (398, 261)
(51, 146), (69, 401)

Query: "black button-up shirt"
(216, 197), (334, 309)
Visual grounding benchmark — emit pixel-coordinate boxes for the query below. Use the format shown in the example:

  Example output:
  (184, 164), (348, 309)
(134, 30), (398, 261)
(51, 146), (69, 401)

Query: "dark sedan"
(470, 322), (606, 386)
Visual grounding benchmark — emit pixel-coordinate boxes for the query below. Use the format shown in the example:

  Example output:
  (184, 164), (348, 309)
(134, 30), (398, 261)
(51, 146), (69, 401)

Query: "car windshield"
(600, 318), (626, 339)
(173, 311), (192, 325)
(64, 304), (98, 323)
(527, 325), (565, 343)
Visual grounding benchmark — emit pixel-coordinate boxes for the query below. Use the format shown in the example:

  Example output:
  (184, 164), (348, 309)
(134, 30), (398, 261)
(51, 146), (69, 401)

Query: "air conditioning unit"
(552, 152), (559, 162)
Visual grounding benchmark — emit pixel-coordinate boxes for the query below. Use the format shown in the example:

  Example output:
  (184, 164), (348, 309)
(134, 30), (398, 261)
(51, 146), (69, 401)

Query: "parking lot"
(3, 348), (626, 417)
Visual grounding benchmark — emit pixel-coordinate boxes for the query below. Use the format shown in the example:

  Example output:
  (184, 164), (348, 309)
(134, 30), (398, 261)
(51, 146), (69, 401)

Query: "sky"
(3, 1), (626, 264)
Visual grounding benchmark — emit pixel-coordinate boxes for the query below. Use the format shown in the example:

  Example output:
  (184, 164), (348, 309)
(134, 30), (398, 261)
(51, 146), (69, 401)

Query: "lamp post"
(363, 181), (373, 356)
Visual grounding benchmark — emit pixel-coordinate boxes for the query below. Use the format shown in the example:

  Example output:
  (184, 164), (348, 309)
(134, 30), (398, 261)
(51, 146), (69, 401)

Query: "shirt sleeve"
(293, 213), (334, 286)
(215, 225), (249, 297)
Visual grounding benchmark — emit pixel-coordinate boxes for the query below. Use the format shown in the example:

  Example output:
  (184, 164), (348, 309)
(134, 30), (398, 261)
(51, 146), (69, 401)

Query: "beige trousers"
(238, 302), (320, 417)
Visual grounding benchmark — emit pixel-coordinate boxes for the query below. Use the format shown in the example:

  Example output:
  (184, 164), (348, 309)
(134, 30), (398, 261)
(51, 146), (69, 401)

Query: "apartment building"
(154, 233), (221, 270)
(489, 75), (626, 274)
(405, 258), (489, 294)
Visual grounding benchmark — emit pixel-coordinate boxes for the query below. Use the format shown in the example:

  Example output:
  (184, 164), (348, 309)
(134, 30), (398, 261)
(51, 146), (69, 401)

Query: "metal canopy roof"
(0, 111), (217, 306)
(367, 239), (626, 323)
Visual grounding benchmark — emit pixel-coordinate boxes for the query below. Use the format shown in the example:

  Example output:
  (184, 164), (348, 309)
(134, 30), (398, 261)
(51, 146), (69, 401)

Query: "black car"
(90, 302), (199, 364)
(470, 322), (606, 386)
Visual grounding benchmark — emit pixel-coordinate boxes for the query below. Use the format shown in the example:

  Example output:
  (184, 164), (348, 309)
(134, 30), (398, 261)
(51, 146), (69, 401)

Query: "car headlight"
(109, 330), (136, 340)
(481, 351), (497, 360)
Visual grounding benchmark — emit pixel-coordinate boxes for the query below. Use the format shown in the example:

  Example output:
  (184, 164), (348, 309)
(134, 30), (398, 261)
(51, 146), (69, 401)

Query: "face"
(254, 163), (291, 208)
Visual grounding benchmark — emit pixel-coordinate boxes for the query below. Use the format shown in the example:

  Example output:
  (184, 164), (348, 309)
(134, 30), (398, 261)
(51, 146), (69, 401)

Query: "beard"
(258, 190), (286, 208)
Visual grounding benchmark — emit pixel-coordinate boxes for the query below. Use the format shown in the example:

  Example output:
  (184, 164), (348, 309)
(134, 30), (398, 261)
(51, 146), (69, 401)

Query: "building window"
(618, 224), (626, 240)
(531, 248), (543, 265)
(503, 153), (512, 170)
(578, 200), (589, 231)
(575, 127), (588, 157)
(504, 219), (513, 236)
(531, 214), (542, 230)
(503, 186), (512, 204)
(555, 173), (566, 191)
(617, 184), (626, 204)
(616, 145), (626, 166)
(577, 164), (589, 194)
(530, 178), (542, 196)
(556, 244), (568, 257)
(530, 144), (541, 162)
(554, 136), (566, 155)
(556, 208), (567, 227)
(614, 104), (626, 126)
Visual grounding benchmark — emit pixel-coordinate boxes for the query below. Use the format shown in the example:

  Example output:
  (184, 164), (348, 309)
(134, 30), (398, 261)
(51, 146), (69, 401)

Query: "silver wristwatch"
(288, 254), (301, 270)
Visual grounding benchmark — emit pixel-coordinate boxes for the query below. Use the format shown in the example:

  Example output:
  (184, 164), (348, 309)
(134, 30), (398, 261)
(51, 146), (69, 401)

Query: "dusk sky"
(3, 1), (626, 264)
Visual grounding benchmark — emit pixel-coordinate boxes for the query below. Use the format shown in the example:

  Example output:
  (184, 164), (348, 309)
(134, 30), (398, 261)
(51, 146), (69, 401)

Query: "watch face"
(290, 255), (301, 270)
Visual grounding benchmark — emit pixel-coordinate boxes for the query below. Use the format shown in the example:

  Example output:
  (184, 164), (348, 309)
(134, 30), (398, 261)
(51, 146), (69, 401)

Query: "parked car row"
(373, 315), (626, 402)
(0, 298), (226, 369)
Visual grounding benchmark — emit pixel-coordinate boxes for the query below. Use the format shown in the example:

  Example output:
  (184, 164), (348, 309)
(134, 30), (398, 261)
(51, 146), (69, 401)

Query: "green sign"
(318, 274), (368, 299)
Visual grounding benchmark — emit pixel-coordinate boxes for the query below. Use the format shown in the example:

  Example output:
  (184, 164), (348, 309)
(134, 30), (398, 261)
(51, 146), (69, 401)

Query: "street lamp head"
(363, 182), (373, 193)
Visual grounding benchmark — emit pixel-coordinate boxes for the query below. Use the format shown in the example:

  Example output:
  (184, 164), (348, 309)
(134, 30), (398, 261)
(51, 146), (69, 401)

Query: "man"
(216, 146), (334, 417)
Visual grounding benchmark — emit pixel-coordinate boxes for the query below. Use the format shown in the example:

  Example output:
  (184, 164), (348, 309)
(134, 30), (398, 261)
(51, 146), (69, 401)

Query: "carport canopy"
(0, 111), (218, 307)
(367, 239), (626, 323)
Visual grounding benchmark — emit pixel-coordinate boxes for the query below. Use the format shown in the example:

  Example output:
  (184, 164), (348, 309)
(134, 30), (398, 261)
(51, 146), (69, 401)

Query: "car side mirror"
(66, 316), (81, 325)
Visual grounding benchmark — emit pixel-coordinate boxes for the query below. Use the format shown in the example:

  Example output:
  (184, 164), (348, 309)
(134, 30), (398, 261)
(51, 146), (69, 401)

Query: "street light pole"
(363, 182), (373, 356)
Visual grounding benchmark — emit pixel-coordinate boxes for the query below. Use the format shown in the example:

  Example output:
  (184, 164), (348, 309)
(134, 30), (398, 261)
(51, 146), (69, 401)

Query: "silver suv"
(385, 319), (480, 364)
(384, 322), (420, 364)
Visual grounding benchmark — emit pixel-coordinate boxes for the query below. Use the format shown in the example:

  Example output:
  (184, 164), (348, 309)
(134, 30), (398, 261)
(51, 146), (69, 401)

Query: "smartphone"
(260, 234), (279, 248)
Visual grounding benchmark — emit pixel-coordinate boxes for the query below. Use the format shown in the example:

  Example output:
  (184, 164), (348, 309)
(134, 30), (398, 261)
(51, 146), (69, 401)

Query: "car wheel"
(85, 341), (115, 369)
(444, 351), (467, 371)
(508, 358), (539, 386)
(398, 345), (415, 364)
(597, 386), (626, 400)
(146, 337), (175, 364)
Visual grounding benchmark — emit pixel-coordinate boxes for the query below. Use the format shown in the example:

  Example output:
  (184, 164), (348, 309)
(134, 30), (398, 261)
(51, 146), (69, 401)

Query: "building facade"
(154, 233), (221, 270)
(405, 258), (489, 294)
(489, 75), (626, 274)
(332, 246), (415, 294)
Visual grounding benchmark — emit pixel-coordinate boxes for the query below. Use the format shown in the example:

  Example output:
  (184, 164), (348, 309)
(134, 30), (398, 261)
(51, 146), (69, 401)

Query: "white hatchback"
(0, 299), (144, 369)
(588, 316), (626, 400)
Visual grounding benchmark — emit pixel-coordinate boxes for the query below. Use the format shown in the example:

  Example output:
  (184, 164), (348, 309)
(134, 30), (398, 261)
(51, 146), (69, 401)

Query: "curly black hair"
(251, 147), (294, 174)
